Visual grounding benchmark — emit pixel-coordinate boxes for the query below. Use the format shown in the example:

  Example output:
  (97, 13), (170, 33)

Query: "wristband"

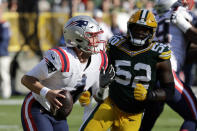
(96, 88), (105, 100)
(40, 87), (50, 98)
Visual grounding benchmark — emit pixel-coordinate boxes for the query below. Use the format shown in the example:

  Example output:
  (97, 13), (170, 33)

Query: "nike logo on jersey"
(44, 57), (57, 73)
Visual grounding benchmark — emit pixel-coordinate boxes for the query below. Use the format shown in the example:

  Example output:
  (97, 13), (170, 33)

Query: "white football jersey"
(155, 10), (190, 72)
(26, 47), (108, 111)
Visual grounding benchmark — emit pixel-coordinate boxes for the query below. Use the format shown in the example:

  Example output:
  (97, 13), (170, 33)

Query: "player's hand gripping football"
(99, 64), (115, 88)
(79, 91), (91, 107)
(46, 89), (66, 110)
(134, 83), (147, 101)
(50, 90), (73, 120)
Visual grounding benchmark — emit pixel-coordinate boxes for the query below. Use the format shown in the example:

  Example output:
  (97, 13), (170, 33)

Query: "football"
(54, 90), (73, 120)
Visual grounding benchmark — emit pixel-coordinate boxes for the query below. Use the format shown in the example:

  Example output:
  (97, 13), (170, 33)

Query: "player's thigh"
(111, 112), (143, 131)
(168, 73), (197, 120)
(53, 119), (69, 131)
(139, 101), (165, 131)
(80, 98), (114, 131)
(21, 93), (53, 131)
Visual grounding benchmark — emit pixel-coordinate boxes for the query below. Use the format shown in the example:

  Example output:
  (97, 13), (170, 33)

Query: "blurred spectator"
(72, 0), (85, 14)
(101, 0), (111, 14)
(0, 5), (11, 99)
(38, 0), (51, 12)
(145, 0), (154, 11)
(8, 0), (17, 12)
(0, 0), (8, 12)
(85, 0), (94, 14)
(135, 0), (144, 8)
(94, 0), (103, 9)
(112, 0), (124, 12)
(116, 12), (130, 33)
(123, 0), (137, 16)
(53, 0), (70, 13)
(110, 10), (123, 35)
(93, 9), (113, 41)
(123, 0), (138, 15)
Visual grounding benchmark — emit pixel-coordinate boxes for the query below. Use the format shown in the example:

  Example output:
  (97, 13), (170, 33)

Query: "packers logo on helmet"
(127, 9), (157, 46)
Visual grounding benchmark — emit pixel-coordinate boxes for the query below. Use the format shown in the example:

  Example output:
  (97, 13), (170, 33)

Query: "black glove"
(99, 64), (115, 88)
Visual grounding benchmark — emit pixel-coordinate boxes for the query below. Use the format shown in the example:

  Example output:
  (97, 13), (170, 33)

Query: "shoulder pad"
(151, 42), (171, 60)
(107, 35), (125, 46)
(44, 49), (61, 71)
(45, 47), (70, 72)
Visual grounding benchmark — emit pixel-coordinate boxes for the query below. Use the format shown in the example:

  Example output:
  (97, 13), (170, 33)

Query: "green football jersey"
(107, 35), (171, 113)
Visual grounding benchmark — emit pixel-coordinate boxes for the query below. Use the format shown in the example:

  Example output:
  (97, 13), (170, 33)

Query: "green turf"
(152, 105), (183, 131)
(0, 105), (23, 131)
(0, 95), (26, 100)
(0, 103), (183, 131)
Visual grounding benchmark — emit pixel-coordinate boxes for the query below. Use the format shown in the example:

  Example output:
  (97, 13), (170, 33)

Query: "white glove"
(171, 6), (192, 33)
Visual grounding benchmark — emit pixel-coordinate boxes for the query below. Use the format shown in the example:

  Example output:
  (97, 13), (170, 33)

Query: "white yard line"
(0, 125), (22, 131)
(0, 99), (97, 105)
(0, 87), (197, 106)
(0, 125), (19, 129)
(0, 125), (18, 128)
(0, 99), (23, 105)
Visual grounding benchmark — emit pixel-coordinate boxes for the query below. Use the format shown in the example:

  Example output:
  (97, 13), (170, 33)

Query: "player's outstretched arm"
(171, 7), (197, 43)
(147, 60), (175, 101)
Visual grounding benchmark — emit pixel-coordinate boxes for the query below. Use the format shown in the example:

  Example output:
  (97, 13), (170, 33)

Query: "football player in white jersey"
(20, 15), (113, 131)
(140, 0), (197, 131)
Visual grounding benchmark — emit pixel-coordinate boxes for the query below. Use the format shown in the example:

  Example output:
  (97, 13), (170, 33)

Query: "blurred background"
(1, 0), (197, 130)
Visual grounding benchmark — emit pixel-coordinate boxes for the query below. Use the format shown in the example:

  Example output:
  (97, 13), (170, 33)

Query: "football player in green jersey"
(79, 9), (175, 131)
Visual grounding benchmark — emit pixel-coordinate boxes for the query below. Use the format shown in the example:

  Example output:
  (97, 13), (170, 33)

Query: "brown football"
(54, 90), (73, 120)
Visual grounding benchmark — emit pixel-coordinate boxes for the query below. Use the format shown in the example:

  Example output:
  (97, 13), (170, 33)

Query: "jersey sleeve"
(107, 35), (124, 48)
(26, 49), (62, 80)
(44, 49), (62, 71)
(151, 42), (171, 62)
(99, 50), (108, 71)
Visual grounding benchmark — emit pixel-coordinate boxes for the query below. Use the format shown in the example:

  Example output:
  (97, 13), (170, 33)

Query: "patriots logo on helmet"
(66, 20), (88, 28)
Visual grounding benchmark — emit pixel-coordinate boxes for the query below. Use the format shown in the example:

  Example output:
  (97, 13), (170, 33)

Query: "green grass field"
(0, 97), (183, 131)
